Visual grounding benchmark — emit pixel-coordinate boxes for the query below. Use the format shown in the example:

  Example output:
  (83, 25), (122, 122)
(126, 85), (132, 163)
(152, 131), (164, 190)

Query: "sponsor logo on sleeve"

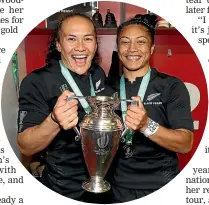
(18, 111), (27, 132)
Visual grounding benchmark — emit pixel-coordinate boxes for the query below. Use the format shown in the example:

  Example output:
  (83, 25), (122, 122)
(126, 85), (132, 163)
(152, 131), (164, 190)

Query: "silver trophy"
(74, 96), (124, 193)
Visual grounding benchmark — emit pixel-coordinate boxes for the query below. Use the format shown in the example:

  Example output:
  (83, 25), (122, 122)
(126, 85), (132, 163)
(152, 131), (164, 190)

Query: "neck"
(60, 59), (88, 75)
(124, 66), (149, 82)
(61, 58), (69, 69)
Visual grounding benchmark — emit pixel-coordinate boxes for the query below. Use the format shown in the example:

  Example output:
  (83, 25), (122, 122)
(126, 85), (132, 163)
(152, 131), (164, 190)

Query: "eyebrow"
(119, 36), (148, 40)
(65, 34), (95, 37)
(119, 36), (130, 40)
(84, 34), (95, 37)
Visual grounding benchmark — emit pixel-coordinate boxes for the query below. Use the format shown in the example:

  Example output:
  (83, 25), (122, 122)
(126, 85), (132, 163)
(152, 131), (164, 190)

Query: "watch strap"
(141, 118), (159, 137)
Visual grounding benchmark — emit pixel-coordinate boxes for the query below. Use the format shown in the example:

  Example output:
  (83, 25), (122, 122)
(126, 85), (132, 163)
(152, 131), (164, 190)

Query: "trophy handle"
(121, 127), (128, 143)
(59, 86), (84, 141)
(73, 127), (81, 141)
(65, 95), (83, 141)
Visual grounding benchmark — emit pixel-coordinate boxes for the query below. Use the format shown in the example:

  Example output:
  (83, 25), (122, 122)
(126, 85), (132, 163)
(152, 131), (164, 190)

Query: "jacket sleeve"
(17, 72), (51, 133)
(165, 78), (194, 132)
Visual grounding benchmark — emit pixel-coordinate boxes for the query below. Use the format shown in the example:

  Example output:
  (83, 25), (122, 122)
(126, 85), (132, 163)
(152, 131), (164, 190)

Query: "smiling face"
(56, 16), (97, 75)
(118, 24), (154, 73)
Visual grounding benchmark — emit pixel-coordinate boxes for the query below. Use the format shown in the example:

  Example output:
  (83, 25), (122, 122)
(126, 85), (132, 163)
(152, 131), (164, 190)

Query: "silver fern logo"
(95, 79), (101, 90)
(147, 93), (161, 101)
(97, 133), (109, 149)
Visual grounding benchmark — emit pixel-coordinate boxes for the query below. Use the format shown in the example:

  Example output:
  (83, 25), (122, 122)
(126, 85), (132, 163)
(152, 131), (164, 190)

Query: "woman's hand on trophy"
(51, 90), (79, 130)
(125, 96), (149, 132)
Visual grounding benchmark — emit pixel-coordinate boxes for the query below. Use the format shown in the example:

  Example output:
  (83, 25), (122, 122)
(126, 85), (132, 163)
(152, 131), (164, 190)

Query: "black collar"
(124, 68), (158, 83)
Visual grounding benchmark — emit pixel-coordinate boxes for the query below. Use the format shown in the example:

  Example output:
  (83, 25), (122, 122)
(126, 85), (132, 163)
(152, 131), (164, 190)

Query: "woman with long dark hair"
(17, 13), (111, 203)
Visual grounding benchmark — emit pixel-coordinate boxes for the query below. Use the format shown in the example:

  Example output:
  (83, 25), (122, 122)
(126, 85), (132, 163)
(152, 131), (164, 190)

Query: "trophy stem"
(82, 176), (110, 193)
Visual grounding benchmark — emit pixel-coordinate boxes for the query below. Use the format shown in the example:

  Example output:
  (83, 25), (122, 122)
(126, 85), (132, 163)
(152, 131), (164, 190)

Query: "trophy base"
(82, 177), (110, 193)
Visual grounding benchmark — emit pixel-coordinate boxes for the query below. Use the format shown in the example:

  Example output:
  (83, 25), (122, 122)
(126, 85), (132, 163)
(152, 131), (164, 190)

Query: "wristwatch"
(141, 118), (159, 137)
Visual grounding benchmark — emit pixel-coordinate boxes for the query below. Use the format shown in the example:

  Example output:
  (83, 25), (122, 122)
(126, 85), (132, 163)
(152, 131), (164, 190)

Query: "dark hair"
(45, 12), (100, 66)
(117, 14), (158, 44)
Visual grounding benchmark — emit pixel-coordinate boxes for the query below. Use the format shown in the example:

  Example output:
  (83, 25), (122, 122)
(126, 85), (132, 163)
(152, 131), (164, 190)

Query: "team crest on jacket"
(95, 79), (105, 93)
(144, 93), (162, 106)
(96, 79), (101, 90)
(147, 93), (161, 101)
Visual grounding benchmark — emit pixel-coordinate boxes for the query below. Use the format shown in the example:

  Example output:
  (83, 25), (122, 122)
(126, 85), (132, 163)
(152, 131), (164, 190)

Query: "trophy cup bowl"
(79, 96), (123, 193)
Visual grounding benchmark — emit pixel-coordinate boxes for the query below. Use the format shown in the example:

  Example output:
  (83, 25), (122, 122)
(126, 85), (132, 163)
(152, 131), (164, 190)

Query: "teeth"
(72, 55), (87, 59)
(127, 56), (140, 60)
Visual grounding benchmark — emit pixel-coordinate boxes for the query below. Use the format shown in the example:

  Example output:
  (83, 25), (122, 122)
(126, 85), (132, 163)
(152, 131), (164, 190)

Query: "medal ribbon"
(120, 68), (151, 145)
(59, 60), (95, 114)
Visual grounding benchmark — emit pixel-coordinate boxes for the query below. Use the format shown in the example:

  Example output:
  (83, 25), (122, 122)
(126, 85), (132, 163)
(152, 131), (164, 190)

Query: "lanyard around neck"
(120, 68), (151, 123)
(59, 60), (95, 114)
